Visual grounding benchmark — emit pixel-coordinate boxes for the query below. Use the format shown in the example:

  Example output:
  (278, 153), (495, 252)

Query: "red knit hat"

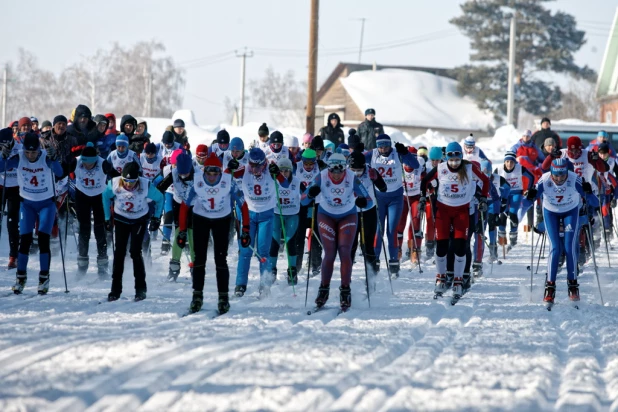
(204, 152), (222, 168)
(196, 144), (208, 157)
(567, 136), (582, 149)
(18, 117), (32, 130)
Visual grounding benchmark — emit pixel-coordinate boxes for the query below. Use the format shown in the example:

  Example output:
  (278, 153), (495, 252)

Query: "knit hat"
(544, 137), (556, 147)
(170, 149), (184, 165)
(18, 117), (32, 130)
(302, 133), (313, 144)
(347, 128), (360, 148)
(173, 119), (185, 128)
(30, 116), (38, 123)
(258, 123), (269, 137)
(81, 142), (98, 162)
(229, 137), (244, 151)
(327, 153), (347, 171)
(349, 151), (365, 169)
(122, 161), (140, 179)
(41, 120), (52, 129)
(375, 134), (391, 147)
(195, 144), (208, 157)
(446, 142), (463, 159)
(204, 152), (222, 168)
(284, 135), (299, 148)
(176, 153), (193, 174)
(269, 131), (284, 145)
(567, 136), (582, 149)
(311, 136), (324, 151)
(324, 140), (335, 152)
(598, 143), (610, 153)
(429, 147), (443, 161)
(23, 133), (40, 151)
(522, 129), (532, 138)
(115, 134), (129, 147)
(417, 147), (428, 157)
(463, 134), (475, 147)
(365, 108), (376, 116)
(0, 128), (12, 144)
(302, 148), (317, 160)
(541, 117), (551, 125)
(217, 129), (230, 144)
(162, 130), (175, 145)
(550, 158), (568, 176)
(598, 130), (608, 139)
(144, 143), (157, 154)
(277, 157), (293, 171)
(504, 151), (517, 162)
(53, 115), (67, 126)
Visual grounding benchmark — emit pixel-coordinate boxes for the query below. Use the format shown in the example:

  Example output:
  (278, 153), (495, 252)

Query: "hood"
(120, 115), (137, 138)
(167, 124), (187, 140)
(73, 105), (93, 132)
(327, 113), (342, 129)
(136, 118), (150, 137)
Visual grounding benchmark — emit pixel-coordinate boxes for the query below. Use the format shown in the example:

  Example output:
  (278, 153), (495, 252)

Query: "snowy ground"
(2, 224), (618, 411)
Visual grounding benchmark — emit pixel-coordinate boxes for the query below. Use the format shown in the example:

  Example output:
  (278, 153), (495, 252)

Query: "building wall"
(601, 99), (618, 123)
(393, 125), (485, 140)
(316, 74), (364, 127)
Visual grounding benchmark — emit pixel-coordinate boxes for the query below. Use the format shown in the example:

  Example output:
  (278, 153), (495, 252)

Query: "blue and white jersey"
(296, 164), (320, 188)
(2, 143), (22, 188)
(158, 142), (180, 163)
(241, 171), (276, 212)
(500, 163), (524, 191)
(223, 152), (248, 187)
(171, 168), (194, 204)
(17, 149), (54, 201)
(537, 171), (582, 213)
(265, 146), (290, 164)
(140, 155), (163, 182)
(75, 157), (107, 196)
(370, 149), (403, 193)
(274, 176), (301, 216)
(210, 142), (229, 159)
(108, 150), (140, 175)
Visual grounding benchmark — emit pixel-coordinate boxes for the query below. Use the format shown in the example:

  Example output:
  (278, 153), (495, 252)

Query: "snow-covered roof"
(339, 69), (495, 131)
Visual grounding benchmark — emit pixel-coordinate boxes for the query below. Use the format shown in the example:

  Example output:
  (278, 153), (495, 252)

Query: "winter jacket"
(532, 128), (562, 154)
(119, 115), (137, 139)
(41, 131), (79, 178)
(66, 105), (97, 146)
(318, 114), (345, 146)
(166, 125), (189, 148)
(105, 113), (119, 136)
(357, 119), (384, 150)
(510, 139), (545, 164)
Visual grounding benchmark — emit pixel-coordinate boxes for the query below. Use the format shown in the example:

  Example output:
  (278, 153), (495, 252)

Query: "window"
(606, 111), (613, 123)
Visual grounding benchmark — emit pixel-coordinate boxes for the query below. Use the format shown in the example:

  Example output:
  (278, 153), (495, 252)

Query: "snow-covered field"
(2, 223), (618, 411)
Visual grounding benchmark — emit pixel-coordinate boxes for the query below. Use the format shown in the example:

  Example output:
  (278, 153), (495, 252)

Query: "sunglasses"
(204, 166), (221, 174)
(123, 177), (137, 184)
(447, 151), (462, 158)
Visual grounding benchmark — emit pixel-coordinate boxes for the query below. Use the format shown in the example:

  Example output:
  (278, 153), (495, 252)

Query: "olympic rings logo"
(279, 190), (290, 196)
(331, 188), (345, 195)
(206, 188), (219, 195)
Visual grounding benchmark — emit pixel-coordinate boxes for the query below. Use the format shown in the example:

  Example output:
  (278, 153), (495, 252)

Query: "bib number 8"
(254, 184), (262, 195)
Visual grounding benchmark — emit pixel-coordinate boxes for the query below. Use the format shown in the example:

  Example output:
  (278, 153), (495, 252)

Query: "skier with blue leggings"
(365, 134), (419, 276)
(0, 133), (63, 294)
(524, 158), (585, 307)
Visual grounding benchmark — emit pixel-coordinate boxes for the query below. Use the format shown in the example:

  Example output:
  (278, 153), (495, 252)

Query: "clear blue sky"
(2, 0), (616, 125)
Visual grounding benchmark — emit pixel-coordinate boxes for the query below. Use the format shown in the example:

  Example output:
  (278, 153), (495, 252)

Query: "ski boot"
(508, 231), (518, 248)
(134, 289), (147, 302)
(544, 281), (556, 309)
(311, 266), (321, 278)
(12, 271), (27, 294)
(388, 259), (400, 278)
(498, 230), (507, 247)
(315, 284), (330, 308)
(472, 262), (483, 278)
(462, 273), (472, 294)
(37, 271), (50, 295)
(425, 241), (435, 261)
(339, 285), (351, 311)
(77, 256), (89, 275)
(168, 259), (181, 281)
(107, 291), (120, 302)
(371, 259), (380, 274)
(271, 268), (277, 283)
(434, 274), (446, 298)
(287, 267), (298, 286)
(161, 240), (171, 256)
(97, 254), (109, 277)
(445, 271), (454, 289)
(488, 243), (498, 263)
(189, 290), (203, 313)
(218, 293), (230, 314)
(234, 285), (246, 297)
(567, 279), (580, 304)
(7, 256), (17, 270)
(452, 277), (463, 303)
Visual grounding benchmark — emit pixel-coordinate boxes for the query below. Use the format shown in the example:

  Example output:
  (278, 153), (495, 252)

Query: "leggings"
(545, 206), (580, 282)
(162, 192), (174, 241)
(111, 218), (148, 294)
(2, 186), (20, 258)
(236, 209), (273, 286)
(317, 211), (357, 287)
(270, 213), (298, 271)
(18, 198), (56, 273)
(75, 190), (107, 258)
(192, 213), (231, 293)
(294, 204), (322, 272)
(375, 193), (403, 262)
(397, 194), (422, 249)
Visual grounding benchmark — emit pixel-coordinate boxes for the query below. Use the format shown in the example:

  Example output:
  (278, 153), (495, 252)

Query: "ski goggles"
(376, 140), (391, 148)
(302, 158), (316, 166)
(122, 177), (138, 184)
(328, 164), (345, 173)
(339, 149), (351, 157)
(204, 166), (222, 174)
(446, 151), (462, 158)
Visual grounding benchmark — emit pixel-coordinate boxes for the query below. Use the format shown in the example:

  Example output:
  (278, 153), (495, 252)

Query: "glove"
(317, 159), (327, 170)
(551, 149), (561, 159)
(148, 218), (160, 232)
(184, 142), (191, 151)
(227, 158), (239, 170)
(46, 145), (58, 161)
(105, 220), (112, 232)
(500, 199), (508, 214)
(308, 185), (321, 199)
(268, 163), (280, 176)
(71, 144), (85, 158)
(611, 199), (617, 208)
(395, 142), (408, 156)
(525, 188), (538, 201)
(478, 196), (488, 212)
(418, 196), (427, 210)
(498, 212), (508, 227)
(368, 167), (378, 181)
(590, 150), (599, 161)
(1, 143), (11, 159)
(240, 226), (251, 248)
(300, 182), (307, 193)
(355, 197), (368, 209)
(583, 182), (592, 194)
(176, 230), (188, 249)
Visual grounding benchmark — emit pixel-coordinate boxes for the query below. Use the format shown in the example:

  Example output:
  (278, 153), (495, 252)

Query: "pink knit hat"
(302, 133), (313, 144)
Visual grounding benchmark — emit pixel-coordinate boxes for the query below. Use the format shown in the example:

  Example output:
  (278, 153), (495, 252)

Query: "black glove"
(590, 150), (599, 161)
(46, 145), (58, 161)
(500, 199), (508, 214)
(148, 218), (160, 232)
(317, 159), (327, 170)
(395, 142), (408, 156)
(418, 196), (427, 211)
(268, 163), (280, 176)
(105, 220), (112, 232)
(227, 158), (239, 170)
(300, 182), (307, 193)
(583, 182), (592, 194)
(355, 197), (368, 209)
(1, 144), (10, 159)
(525, 188), (538, 201)
(611, 199), (617, 208)
(551, 148), (561, 159)
(308, 185), (321, 199)
(240, 226), (251, 248)
(477, 196), (488, 212)
(176, 230), (188, 249)
(498, 212), (508, 227)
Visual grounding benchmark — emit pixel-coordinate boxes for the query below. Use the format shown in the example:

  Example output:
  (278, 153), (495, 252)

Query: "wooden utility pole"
(506, 17), (516, 126)
(2, 66), (7, 128)
(236, 48), (253, 127)
(306, 0), (319, 135)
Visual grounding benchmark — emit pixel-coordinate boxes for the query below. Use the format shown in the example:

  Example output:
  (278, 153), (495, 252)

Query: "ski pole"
(529, 206), (534, 302)
(479, 211), (492, 273)
(50, 160), (69, 293)
(596, 208), (611, 267)
(585, 223), (604, 305)
(373, 186), (394, 295)
(0, 158), (7, 243)
(399, 157), (422, 273)
(534, 231), (545, 274)
(304, 203), (316, 307)
(274, 179), (296, 295)
(359, 209), (371, 308)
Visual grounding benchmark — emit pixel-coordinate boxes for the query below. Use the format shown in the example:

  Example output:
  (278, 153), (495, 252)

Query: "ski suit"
(270, 175), (301, 276)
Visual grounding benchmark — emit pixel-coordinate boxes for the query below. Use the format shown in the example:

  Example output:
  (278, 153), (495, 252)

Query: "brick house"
(597, 8), (618, 124)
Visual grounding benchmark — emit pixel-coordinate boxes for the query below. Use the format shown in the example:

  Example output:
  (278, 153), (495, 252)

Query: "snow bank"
(339, 69), (495, 131)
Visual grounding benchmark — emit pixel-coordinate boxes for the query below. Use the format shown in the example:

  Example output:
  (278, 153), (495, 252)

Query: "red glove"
(240, 226), (251, 248)
(368, 168), (378, 181)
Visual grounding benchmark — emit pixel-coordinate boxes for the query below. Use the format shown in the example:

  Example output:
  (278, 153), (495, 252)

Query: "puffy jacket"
(357, 119), (384, 150)
(510, 139), (545, 164)
(318, 114), (345, 146)
(66, 104), (97, 145)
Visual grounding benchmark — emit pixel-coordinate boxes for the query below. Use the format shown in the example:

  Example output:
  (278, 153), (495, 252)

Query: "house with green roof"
(597, 8), (618, 124)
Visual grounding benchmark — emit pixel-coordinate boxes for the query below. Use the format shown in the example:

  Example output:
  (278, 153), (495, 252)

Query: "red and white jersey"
(192, 172), (232, 219)
(560, 148), (594, 182)
(435, 162), (478, 207)
(223, 152), (248, 187)
(17, 149), (54, 201)
(318, 169), (356, 215)
(500, 163), (524, 191)
(274, 176), (301, 216)
(538, 171), (581, 213)
(111, 177), (150, 220)
(140, 155), (163, 182)
(75, 157), (107, 196)
(241, 171), (276, 212)
(402, 165), (422, 196)
(370, 149), (404, 193)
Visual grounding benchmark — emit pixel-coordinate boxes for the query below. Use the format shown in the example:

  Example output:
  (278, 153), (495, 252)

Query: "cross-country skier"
(193, 144), (208, 172)
(102, 161), (164, 301)
(264, 131), (293, 164)
(106, 134), (141, 178)
(461, 135), (488, 163)
(156, 151), (195, 281)
(524, 158), (585, 307)
(302, 153), (372, 311)
(70, 142), (113, 275)
(422, 147), (444, 260)
(209, 129), (230, 160)
(0, 126), (23, 269)
(420, 142), (489, 302)
(140, 143), (164, 182)
(285, 135), (301, 163)
(365, 134), (419, 277)
(157, 133), (182, 255)
(397, 146), (425, 263)
(224, 137), (248, 187)
(178, 153), (250, 314)
(0, 133), (63, 294)
(255, 123), (269, 152)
